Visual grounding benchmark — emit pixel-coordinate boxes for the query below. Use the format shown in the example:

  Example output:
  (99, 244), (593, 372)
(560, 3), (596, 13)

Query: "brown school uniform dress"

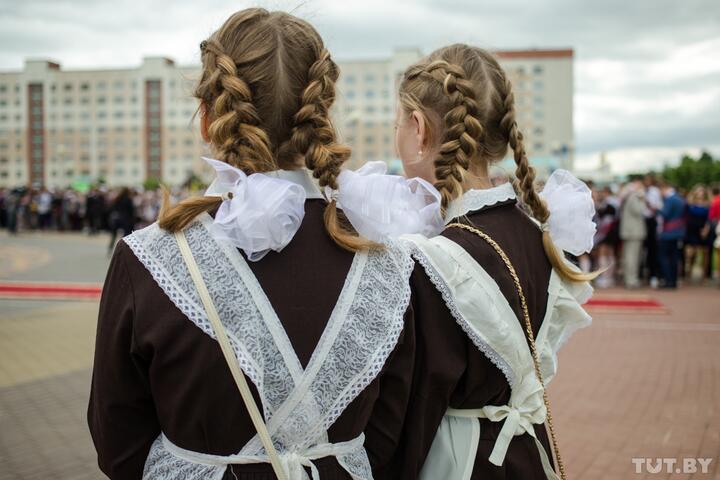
(87, 199), (415, 479)
(378, 197), (556, 480)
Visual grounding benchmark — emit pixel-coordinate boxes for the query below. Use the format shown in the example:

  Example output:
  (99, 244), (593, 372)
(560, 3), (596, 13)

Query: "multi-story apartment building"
(0, 48), (573, 188)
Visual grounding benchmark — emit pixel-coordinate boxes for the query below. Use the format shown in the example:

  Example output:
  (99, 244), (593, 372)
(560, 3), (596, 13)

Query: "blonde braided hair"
(498, 76), (599, 281)
(195, 38), (275, 173)
(285, 48), (375, 251)
(400, 43), (599, 281)
(158, 8), (375, 251)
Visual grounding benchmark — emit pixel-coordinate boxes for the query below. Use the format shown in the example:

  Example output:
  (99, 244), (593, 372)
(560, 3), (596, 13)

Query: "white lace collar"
(444, 182), (516, 223)
(265, 168), (323, 199)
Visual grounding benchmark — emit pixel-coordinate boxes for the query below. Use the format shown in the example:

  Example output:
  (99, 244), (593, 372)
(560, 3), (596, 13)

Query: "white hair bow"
(539, 169), (596, 256)
(326, 161), (444, 242)
(203, 157), (306, 261)
(203, 158), (444, 260)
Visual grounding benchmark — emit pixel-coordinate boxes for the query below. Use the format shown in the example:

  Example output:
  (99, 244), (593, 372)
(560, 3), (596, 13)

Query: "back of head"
(399, 44), (598, 282)
(159, 8), (373, 251)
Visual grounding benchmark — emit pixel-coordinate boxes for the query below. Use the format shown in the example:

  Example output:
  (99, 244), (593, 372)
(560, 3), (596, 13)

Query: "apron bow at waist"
(161, 433), (365, 480)
(447, 401), (559, 480)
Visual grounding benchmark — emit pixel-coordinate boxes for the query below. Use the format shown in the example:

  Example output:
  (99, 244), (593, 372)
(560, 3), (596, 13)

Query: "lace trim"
(444, 183), (516, 223)
(261, 241), (414, 449)
(124, 222), (293, 419)
(198, 213), (304, 383)
(128, 218), (412, 472)
(409, 244), (515, 388)
(316, 241), (413, 436)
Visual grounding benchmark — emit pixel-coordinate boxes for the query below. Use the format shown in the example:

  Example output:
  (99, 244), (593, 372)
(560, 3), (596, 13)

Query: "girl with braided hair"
(88, 9), (443, 480)
(381, 44), (599, 479)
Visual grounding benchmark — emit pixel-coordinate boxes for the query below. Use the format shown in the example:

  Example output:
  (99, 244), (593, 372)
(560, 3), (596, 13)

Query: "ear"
(410, 110), (429, 152)
(200, 103), (211, 143)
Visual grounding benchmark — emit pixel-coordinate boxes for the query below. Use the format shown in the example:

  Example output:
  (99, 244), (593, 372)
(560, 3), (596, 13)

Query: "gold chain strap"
(447, 222), (566, 480)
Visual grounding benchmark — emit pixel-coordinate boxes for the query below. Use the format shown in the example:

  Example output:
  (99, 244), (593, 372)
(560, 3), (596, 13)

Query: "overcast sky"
(1, 0), (718, 173)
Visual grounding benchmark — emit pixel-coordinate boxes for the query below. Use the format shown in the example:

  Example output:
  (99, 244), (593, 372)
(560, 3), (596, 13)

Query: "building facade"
(0, 49), (573, 188)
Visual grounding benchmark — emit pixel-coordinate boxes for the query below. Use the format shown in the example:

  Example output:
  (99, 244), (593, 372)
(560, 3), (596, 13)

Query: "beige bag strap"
(447, 222), (566, 480)
(175, 230), (288, 480)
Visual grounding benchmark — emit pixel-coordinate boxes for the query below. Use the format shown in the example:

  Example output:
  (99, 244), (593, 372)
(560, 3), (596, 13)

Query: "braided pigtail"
(422, 60), (484, 213)
(159, 37), (277, 232)
(197, 39), (275, 173)
(287, 49), (378, 251)
(500, 76), (599, 282)
(436, 61), (484, 212)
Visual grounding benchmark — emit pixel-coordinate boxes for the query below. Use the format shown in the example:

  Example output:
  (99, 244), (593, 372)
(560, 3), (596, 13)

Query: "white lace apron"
(402, 234), (592, 480)
(124, 213), (414, 480)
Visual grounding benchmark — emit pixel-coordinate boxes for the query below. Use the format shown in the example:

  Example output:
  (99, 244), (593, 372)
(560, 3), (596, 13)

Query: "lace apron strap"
(175, 229), (288, 480)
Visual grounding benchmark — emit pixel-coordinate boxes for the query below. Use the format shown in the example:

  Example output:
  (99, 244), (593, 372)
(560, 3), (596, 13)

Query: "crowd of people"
(0, 186), (188, 253)
(582, 175), (720, 289)
(2, 174), (719, 289)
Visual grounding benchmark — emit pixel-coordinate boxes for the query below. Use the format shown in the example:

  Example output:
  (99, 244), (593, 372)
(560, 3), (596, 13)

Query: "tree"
(661, 151), (720, 190)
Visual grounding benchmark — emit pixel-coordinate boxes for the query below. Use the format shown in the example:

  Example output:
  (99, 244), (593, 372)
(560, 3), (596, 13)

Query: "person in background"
(5, 188), (19, 234)
(684, 184), (711, 282)
(657, 181), (686, 289)
(643, 174), (663, 287)
(594, 185), (620, 288)
(708, 184), (720, 280)
(620, 180), (647, 288)
(86, 187), (106, 235)
(107, 187), (136, 254)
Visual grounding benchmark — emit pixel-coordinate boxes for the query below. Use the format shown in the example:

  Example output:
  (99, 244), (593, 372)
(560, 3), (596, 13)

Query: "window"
(365, 90), (375, 98)
(365, 74), (376, 83)
(533, 65), (543, 74)
(344, 75), (356, 84)
(80, 83), (90, 91)
(64, 83), (73, 91)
